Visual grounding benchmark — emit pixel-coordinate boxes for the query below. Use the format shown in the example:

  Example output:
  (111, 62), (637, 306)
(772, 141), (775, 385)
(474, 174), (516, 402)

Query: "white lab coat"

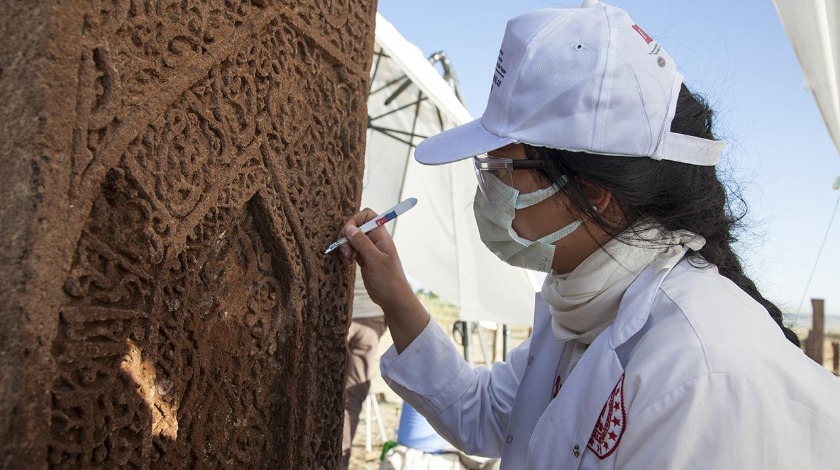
(381, 259), (840, 469)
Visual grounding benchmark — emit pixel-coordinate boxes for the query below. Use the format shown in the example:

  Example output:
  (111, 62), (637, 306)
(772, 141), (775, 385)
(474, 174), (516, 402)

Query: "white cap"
(415, 1), (725, 166)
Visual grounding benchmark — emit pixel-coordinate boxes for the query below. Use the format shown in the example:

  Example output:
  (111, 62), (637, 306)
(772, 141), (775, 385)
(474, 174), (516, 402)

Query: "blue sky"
(377, 0), (840, 322)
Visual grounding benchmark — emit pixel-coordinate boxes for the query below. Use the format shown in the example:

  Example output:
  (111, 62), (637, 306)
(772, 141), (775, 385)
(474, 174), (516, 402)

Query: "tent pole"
(476, 323), (492, 367)
(502, 324), (510, 361)
(462, 321), (473, 365)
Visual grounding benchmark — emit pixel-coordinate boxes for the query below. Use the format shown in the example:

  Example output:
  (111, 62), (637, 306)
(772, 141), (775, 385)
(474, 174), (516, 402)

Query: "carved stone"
(0, 1), (375, 467)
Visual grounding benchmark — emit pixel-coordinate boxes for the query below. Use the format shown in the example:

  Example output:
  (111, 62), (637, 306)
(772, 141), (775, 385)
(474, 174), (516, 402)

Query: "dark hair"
(526, 84), (800, 346)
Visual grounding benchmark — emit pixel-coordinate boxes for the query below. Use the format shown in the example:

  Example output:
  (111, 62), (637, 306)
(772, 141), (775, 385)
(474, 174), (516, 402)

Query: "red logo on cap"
(632, 24), (653, 44)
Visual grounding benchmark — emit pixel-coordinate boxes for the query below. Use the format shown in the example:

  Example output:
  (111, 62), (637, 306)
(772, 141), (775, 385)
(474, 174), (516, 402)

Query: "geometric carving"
(1, 0), (376, 467)
(49, 306), (151, 467)
(149, 193), (296, 467)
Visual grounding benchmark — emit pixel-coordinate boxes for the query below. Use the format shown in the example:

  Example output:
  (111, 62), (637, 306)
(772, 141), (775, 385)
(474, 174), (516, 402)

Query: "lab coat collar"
(523, 259), (680, 469)
(609, 259), (673, 348)
(502, 292), (565, 466)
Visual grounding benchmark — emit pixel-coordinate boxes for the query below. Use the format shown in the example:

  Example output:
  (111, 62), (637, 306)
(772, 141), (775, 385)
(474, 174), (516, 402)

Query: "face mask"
(473, 172), (581, 273)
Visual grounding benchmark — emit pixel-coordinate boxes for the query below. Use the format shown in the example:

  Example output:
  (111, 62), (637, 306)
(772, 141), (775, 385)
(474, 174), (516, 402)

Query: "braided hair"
(526, 84), (800, 346)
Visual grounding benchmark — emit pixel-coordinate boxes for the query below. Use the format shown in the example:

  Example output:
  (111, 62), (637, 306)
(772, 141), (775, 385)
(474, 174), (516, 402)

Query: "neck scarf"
(541, 225), (705, 344)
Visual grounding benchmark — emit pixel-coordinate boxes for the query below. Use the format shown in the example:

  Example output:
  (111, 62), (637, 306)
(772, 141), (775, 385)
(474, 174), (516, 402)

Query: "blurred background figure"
(342, 266), (389, 469)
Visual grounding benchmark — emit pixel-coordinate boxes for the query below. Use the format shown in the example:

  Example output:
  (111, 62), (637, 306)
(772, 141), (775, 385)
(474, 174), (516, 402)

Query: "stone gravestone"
(0, 1), (375, 468)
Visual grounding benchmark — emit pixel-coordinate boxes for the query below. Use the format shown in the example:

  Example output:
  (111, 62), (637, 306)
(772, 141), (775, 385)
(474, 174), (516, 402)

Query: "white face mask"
(473, 172), (581, 273)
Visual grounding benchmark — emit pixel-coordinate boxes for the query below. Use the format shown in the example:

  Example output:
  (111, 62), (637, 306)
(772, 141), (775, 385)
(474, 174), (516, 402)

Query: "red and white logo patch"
(587, 374), (626, 459)
(632, 24), (653, 44)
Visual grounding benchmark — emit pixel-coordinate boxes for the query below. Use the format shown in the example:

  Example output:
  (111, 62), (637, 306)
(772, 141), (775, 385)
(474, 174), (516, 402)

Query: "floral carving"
(49, 0), (371, 467)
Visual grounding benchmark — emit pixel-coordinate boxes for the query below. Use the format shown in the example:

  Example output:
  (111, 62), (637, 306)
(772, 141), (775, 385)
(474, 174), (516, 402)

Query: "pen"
(324, 198), (418, 254)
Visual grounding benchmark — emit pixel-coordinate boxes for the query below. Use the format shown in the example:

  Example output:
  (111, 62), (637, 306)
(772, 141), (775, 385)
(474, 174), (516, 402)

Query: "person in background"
(341, 266), (388, 470)
(337, 2), (840, 468)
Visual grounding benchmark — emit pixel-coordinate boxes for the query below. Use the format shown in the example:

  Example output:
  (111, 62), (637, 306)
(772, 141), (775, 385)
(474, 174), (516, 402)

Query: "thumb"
(344, 225), (380, 263)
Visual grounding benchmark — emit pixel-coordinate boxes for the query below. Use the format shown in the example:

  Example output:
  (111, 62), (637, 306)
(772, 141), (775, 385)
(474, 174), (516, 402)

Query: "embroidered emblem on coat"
(587, 374), (626, 459)
(551, 375), (562, 399)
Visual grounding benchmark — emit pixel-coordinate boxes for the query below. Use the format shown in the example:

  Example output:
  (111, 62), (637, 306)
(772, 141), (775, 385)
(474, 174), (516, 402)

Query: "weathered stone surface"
(0, 1), (376, 467)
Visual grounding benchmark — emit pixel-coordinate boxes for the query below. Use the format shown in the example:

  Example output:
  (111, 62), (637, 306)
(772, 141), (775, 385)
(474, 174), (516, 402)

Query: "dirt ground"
(347, 395), (402, 470)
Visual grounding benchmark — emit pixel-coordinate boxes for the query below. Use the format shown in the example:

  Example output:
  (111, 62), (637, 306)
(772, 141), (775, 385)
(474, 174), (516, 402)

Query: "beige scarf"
(541, 225), (706, 345)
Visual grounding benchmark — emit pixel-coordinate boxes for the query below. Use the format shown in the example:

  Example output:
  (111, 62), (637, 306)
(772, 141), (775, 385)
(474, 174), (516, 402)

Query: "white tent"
(773, 0), (840, 155)
(361, 13), (536, 325)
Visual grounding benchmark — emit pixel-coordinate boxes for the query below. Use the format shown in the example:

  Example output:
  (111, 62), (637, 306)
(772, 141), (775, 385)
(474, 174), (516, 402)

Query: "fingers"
(344, 208), (378, 229)
(332, 209), (412, 316)
(336, 208), (383, 266)
(344, 225), (378, 262)
(333, 209), (368, 264)
(343, 220), (398, 265)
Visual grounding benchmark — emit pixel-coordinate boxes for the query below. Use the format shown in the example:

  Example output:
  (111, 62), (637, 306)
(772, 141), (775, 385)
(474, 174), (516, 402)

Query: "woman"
(338, 2), (840, 468)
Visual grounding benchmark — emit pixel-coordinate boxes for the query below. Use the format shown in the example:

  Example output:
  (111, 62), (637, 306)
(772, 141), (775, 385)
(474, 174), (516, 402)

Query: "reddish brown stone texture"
(0, 1), (376, 468)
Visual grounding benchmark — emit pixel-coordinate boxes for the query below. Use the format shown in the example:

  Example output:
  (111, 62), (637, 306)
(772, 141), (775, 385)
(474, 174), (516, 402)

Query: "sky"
(376, 0), (840, 323)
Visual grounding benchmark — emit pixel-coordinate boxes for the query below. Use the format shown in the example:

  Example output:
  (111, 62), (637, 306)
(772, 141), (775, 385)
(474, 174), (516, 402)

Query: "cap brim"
(414, 119), (516, 165)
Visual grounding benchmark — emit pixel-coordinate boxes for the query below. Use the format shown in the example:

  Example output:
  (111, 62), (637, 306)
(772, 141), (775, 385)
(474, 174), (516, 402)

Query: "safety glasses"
(473, 154), (546, 202)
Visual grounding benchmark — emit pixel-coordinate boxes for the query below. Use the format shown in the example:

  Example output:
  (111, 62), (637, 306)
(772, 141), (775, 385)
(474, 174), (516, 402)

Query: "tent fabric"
(773, 0), (840, 155)
(363, 13), (536, 325)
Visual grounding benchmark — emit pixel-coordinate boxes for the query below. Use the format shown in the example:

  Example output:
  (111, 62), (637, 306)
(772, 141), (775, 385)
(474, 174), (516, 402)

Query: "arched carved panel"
(0, 0), (375, 467)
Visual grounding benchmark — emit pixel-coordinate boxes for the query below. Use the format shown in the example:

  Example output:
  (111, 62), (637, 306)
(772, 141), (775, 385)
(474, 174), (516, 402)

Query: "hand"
(338, 209), (430, 353)
(338, 208), (411, 311)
